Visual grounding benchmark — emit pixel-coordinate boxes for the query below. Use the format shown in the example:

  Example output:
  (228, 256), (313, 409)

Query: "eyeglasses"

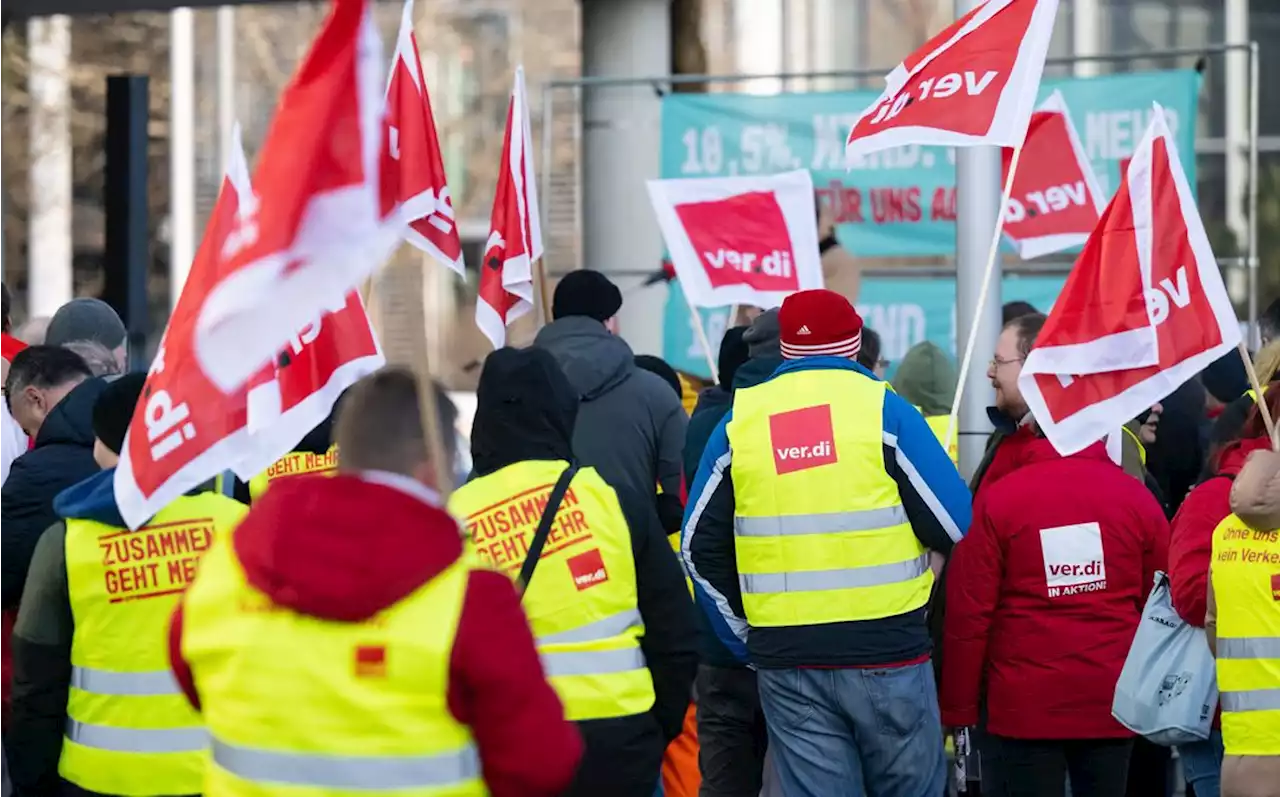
(989, 355), (1025, 369)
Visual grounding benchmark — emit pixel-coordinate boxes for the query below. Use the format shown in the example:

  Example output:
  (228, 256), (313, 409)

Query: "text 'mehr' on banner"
(647, 169), (824, 309)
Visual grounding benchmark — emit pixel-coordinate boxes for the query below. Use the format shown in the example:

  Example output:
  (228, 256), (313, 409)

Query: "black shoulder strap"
(518, 464), (580, 598)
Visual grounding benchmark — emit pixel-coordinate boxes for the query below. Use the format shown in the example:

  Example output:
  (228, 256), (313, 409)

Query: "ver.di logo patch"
(567, 548), (609, 591)
(1039, 522), (1107, 598)
(768, 404), (838, 475)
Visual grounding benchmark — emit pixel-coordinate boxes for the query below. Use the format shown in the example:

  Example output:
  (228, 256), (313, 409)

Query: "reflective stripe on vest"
(735, 506), (908, 537)
(183, 544), (485, 797)
(1210, 512), (1280, 755)
(212, 738), (481, 790)
(740, 554), (930, 594)
(450, 461), (656, 722)
(60, 492), (245, 796)
(727, 366), (934, 629)
(66, 720), (207, 753)
(72, 665), (179, 696)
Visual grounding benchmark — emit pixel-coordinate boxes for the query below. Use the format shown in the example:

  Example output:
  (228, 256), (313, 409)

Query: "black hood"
(35, 376), (107, 449)
(471, 347), (579, 477)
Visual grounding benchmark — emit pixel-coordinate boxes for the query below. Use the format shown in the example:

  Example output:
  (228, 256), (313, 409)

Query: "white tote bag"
(1112, 571), (1217, 746)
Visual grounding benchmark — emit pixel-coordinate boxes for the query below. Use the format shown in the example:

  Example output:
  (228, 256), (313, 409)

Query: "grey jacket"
(534, 317), (687, 500)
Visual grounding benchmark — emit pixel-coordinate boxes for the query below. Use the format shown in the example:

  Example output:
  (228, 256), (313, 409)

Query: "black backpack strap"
(518, 464), (580, 598)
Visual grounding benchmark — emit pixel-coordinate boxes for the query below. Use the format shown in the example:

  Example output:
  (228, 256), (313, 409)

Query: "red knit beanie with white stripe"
(778, 289), (864, 360)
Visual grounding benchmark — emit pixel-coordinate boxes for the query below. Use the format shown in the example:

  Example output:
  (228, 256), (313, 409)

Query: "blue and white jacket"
(680, 356), (972, 668)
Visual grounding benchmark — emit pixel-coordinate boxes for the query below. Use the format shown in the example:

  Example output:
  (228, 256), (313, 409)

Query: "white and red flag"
(115, 125), (386, 528)
(1019, 105), (1241, 455)
(381, 0), (464, 274)
(845, 0), (1059, 160)
(646, 169), (824, 309)
(1002, 90), (1107, 260)
(476, 66), (542, 350)
(194, 0), (397, 394)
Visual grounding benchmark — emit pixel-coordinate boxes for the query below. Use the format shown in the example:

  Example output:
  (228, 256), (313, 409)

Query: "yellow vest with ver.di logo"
(449, 460), (655, 722)
(60, 492), (246, 797)
(728, 368), (933, 629)
(249, 443), (339, 500)
(1210, 512), (1280, 756)
(182, 532), (485, 796)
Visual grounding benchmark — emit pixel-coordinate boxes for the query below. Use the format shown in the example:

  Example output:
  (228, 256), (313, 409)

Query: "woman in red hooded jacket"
(941, 433), (1169, 797)
(1167, 385), (1280, 797)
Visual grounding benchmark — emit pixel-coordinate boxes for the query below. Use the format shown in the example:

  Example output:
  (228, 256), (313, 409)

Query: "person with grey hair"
(45, 298), (128, 373)
(61, 341), (124, 379)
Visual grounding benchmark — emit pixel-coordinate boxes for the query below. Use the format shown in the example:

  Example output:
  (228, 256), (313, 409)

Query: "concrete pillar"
(27, 15), (74, 317)
(810, 0), (861, 90)
(734, 0), (783, 94)
(1072, 0), (1102, 77)
(581, 0), (671, 356)
(953, 0), (1003, 480)
(169, 8), (196, 308)
(1224, 0), (1249, 263)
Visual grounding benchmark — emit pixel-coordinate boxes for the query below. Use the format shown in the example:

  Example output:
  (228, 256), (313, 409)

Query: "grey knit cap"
(46, 298), (127, 350)
(743, 309), (781, 359)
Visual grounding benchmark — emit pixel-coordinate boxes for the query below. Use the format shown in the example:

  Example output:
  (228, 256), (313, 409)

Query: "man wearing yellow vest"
(170, 368), (582, 797)
(7, 373), (246, 797)
(450, 347), (698, 797)
(892, 340), (960, 465)
(1208, 440), (1280, 797)
(684, 289), (972, 797)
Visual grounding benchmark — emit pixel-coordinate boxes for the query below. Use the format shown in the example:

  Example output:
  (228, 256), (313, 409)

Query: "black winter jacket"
(2, 378), (107, 609)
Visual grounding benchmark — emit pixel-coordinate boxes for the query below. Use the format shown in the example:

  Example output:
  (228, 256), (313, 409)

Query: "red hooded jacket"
(941, 438), (1169, 739)
(1168, 436), (1273, 627)
(169, 473), (582, 797)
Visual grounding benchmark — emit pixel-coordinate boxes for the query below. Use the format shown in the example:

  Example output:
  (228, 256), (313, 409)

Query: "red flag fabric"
(476, 66), (543, 350)
(1019, 105), (1242, 455)
(1001, 90), (1106, 260)
(194, 0), (398, 394)
(845, 0), (1059, 160)
(381, 0), (464, 274)
(115, 127), (261, 528)
(235, 290), (383, 480)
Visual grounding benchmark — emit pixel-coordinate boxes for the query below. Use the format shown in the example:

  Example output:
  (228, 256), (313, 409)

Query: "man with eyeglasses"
(970, 312), (1046, 494)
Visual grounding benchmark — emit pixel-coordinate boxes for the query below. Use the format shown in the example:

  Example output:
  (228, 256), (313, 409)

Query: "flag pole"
(946, 144), (1024, 447)
(534, 257), (553, 325)
(1238, 340), (1278, 449)
(680, 286), (720, 385)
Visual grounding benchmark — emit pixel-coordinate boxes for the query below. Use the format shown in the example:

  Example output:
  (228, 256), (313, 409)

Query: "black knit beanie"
(93, 372), (147, 455)
(552, 270), (623, 322)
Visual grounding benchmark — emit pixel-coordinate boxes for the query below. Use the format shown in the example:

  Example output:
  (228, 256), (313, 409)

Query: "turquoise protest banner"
(660, 70), (1201, 258)
(665, 275), (1066, 380)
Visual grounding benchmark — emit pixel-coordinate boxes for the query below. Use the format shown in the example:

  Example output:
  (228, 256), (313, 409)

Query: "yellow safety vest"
(249, 444), (339, 500)
(182, 533), (484, 797)
(1210, 513), (1280, 756)
(450, 461), (655, 722)
(60, 492), (247, 796)
(1245, 384), (1270, 401)
(920, 411), (959, 465)
(728, 368), (933, 628)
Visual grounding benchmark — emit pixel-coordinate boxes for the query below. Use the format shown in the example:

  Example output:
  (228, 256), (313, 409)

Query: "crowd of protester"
(0, 274), (1276, 797)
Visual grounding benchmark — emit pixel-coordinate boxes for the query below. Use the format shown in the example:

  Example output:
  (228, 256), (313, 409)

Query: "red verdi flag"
(476, 66), (542, 350)
(1001, 90), (1106, 260)
(646, 169), (824, 309)
(381, 0), (464, 274)
(194, 0), (398, 394)
(115, 126), (261, 528)
(845, 0), (1059, 160)
(1019, 105), (1241, 455)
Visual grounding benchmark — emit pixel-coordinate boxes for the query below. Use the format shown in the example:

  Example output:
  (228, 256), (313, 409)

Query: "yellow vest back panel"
(728, 368), (932, 628)
(61, 492), (246, 796)
(250, 444), (339, 499)
(450, 461), (655, 721)
(1211, 513), (1280, 756)
(182, 532), (484, 796)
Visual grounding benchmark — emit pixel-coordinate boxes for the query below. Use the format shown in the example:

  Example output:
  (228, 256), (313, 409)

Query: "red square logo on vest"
(768, 404), (838, 475)
(568, 548), (609, 591)
(1271, 573), (1280, 602)
(354, 645), (387, 678)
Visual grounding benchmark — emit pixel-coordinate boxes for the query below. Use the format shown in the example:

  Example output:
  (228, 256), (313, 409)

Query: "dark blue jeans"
(1178, 730), (1224, 797)
(756, 662), (946, 797)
